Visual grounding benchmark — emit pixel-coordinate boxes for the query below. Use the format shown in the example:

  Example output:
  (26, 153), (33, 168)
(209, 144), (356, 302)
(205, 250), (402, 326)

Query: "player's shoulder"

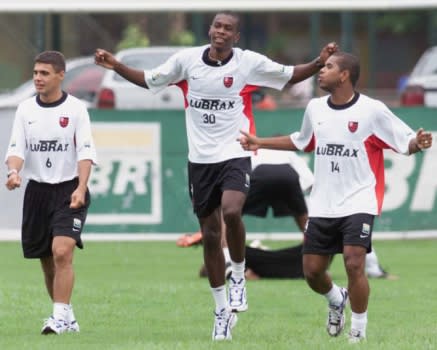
(62, 93), (86, 106)
(239, 48), (268, 61)
(17, 95), (38, 109)
(356, 93), (387, 110)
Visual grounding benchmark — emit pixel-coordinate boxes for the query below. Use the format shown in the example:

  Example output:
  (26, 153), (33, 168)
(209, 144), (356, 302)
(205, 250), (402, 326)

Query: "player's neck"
(330, 90), (356, 106)
(208, 48), (232, 63)
(39, 89), (63, 104)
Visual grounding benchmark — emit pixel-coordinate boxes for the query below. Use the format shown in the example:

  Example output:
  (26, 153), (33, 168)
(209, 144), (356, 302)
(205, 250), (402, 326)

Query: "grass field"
(1, 239), (436, 350)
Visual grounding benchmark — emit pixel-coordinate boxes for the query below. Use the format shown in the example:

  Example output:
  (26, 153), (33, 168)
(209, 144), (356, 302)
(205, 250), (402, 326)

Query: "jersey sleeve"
(290, 102), (315, 152)
(245, 50), (294, 91)
(4, 105), (26, 162)
(144, 51), (185, 93)
(76, 104), (98, 164)
(371, 101), (415, 155)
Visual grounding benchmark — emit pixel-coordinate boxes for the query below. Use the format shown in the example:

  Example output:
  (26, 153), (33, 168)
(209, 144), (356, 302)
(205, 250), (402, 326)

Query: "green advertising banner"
(87, 107), (437, 234)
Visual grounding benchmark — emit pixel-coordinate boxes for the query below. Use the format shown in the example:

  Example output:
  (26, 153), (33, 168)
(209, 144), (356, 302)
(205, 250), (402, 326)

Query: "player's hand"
(95, 48), (118, 70)
(238, 130), (260, 151)
(319, 42), (339, 65)
(416, 128), (433, 150)
(70, 188), (86, 209)
(5, 172), (21, 191)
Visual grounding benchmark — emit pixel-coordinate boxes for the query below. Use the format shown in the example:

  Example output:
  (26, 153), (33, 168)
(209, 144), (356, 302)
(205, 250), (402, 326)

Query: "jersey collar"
(36, 91), (68, 108)
(202, 47), (234, 67)
(327, 92), (360, 110)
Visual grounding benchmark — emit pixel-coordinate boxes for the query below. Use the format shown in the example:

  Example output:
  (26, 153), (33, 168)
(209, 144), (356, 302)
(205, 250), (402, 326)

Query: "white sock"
(53, 302), (69, 321)
(324, 284), (343, 306)
(351, 311), (367, 336)
(223, 248), (231, 264)
(68, 304), (76, 323)
(211, 285), (228, 313)
(366, 249), (384, 276)
(231, 259), (245, 280)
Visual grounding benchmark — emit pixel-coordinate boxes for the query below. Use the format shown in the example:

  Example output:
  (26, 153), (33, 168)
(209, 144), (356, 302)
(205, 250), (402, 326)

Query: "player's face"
(209, 14), (240, 52)
(317, 56), (346, 93)
(33, 63), (64, 99)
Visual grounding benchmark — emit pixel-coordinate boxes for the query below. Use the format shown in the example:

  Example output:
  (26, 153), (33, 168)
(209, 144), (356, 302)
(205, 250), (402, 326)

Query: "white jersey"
(250, 149), (314, 192)
(5, 92), (97, 184)
(290, 93), (415, 218)
(144, 45), (294, 163)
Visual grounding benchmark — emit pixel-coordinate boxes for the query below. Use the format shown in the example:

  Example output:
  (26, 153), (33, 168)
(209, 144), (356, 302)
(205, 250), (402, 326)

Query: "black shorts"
(188, 157), (251, 218)
(302, 213), (374, 255)
(22, 178), (90, 259)
(243, 164), (307, 217)
(245, 244), (304, 279)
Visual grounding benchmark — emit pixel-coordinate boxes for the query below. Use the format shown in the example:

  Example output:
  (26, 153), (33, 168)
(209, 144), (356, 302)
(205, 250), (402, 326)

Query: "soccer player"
(95, 11), (338, 341)
(238, 51), (433, 343)
(5, 51), (97, 335)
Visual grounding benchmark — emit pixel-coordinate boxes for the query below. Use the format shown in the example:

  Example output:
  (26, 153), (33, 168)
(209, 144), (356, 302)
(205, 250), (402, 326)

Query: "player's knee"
(52, 245), (73, 265)
(344, 254), (365, 277)
(222, 207), (242, 226)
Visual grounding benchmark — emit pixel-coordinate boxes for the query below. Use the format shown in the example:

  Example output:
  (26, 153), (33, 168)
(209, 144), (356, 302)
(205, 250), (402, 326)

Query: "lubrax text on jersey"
(29, 140), (69, 152)
(316, 144), (359, 157)
(189, 98), (235, 110)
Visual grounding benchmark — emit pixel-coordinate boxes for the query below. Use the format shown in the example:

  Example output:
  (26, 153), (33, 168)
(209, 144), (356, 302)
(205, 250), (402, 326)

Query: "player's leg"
(20, 180), (63, 334)
(302, 253), (335, 294)
(222, 189), (248, 312)
(200, 208), (226, 288)
(303, 217), (348, 337)
(365, 247), (397, 279)
(43, 178), (89, 335)
(342, 213), (374, 343)
(222, 190), (246, 264)
(219, 157), (250, 313)
(40, 256), (55, 300)
(343, 245), (368, 343)
(41, 236), (76, 335)
(200, 209), (237, 340)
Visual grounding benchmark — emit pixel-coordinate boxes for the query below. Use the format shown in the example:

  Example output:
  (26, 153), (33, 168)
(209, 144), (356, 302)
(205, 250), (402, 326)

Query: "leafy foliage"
(116, 24), (150, 51)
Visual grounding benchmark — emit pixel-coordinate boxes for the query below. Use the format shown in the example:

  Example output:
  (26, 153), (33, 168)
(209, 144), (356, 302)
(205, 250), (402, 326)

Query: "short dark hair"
(214, 10), (241, 31)
(34, 51), (66, 73)
(332, 52), (360, 87)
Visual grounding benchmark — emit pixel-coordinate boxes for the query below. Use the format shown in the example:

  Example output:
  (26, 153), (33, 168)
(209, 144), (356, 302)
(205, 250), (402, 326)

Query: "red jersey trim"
(240, 84), (258, 135)
(364, 134), (391, 214)
(176, 80), (189, 108)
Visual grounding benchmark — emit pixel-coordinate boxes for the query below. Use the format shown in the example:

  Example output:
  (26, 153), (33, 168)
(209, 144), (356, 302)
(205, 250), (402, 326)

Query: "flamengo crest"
(59, 116), (69, 128)
(223, 76), (233, 88)
(348, 121), (358, 133)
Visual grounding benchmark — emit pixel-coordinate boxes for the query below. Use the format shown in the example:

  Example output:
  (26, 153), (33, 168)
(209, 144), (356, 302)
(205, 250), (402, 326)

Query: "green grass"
(1, 239), (436, 349)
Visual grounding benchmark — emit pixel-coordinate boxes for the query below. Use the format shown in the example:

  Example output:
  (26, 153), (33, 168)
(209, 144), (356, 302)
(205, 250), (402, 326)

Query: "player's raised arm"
(95, 48), (148, 88)
(289, 42), (339, 84)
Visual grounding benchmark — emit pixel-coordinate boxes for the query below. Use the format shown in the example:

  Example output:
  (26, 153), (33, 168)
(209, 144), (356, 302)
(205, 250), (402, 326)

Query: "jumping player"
(95, 11), (338, 341)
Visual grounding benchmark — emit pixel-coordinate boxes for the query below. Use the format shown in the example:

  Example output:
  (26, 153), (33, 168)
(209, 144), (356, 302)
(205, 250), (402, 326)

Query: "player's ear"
(340, 69), (349, 84)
